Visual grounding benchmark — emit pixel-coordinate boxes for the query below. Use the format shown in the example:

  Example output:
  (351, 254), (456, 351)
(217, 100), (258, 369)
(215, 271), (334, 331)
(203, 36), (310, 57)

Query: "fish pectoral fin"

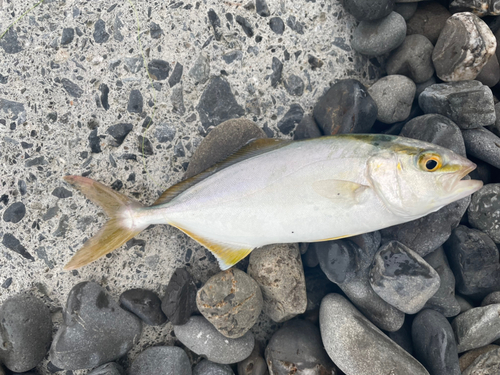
(170, 223), (253, 270)
(312, 179), (369, 203)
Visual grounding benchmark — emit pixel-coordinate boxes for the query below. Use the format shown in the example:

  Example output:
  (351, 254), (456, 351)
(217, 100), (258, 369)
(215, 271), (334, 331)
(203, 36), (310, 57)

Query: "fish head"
(367, 138), (483, 219)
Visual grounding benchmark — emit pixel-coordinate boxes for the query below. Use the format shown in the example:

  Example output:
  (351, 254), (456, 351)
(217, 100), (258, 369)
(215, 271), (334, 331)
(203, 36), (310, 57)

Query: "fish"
(62, 134), (483, 270)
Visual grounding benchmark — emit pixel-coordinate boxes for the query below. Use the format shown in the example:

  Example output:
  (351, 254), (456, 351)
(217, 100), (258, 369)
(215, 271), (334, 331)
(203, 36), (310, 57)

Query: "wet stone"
(468, 184), (500, 244)
(49, 282), (142, 370)
(462, 347), (500, 374)
(433, 12), (496, 82)
(463, 128), (500, 169)
(148, 59), (170, 80)
(255, 0), (270, 17)
(93, 19), (110, 43)
(61, 28), (75, 45)
(150, 22), (163, 39)
(457, 295), (474, 314)
(419, 81), (495, 129)
(269, 17), (285, 34)
(129, 346), (191, 375)
(237, 343), (267, 375)
(406, 2), (451, 45)
(313, 79), (377, 135)
(265, 319), (335, 374)
(247, 244), (307, 323)
(196, 268), (263, 339)
(423, 247), (461, 317)
(193, 360), (233, 375)
(161, 268), (197, 325)
(352, 12), (406, 56)
(386, 35), (435, 83)
(277, 104), (304, 135)
(196, 76), (245, 130)
(369, 241), (440, 314)
(119, 288), (167, 326)
(293, 114), (322, 140)
(174, 316), (254, 364)
(3, 202), (26, 223)
(342, 0), (394, 21)
(168, 62), (183, 87)
(388, 320), (414, 355)
(284, 75), (304, 96)
(452, 303), (500, 353)
(444, 225), (500, 298)
(106, 123), (133, 147)
(320, 294), (429, 375)
(87, 363), (125, 375)
(368, 75), (415, 124)
(61, 78), (83, 98)
(0, 294), (52, 373)
(236, 15), (254, 37)
(412, 309), (461, 375)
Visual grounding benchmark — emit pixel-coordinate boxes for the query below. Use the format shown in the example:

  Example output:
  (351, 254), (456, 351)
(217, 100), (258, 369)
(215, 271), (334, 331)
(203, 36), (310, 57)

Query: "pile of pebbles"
(5, 0), (500, 374)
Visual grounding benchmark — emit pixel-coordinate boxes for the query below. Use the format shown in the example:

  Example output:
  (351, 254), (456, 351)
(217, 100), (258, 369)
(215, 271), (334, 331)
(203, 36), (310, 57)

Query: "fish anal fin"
(312, 179), (369, 203)
(152, 138), (291, 207)
(311, 234), (356, 242)
(171, 223), (253, 270)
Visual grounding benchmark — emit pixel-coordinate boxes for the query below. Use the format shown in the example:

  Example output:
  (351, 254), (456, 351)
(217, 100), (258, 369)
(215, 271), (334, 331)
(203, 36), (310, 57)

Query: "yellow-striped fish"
(62, 134), (482, 270)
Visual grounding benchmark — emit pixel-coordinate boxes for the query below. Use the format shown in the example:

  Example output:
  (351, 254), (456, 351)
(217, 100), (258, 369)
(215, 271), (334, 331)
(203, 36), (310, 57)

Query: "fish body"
(63, 134), (482, 270)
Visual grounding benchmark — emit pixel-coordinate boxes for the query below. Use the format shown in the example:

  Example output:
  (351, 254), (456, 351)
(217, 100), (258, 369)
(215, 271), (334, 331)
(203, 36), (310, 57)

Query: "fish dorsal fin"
(169, 222), (253, 270)
(152, 138), (291, 206)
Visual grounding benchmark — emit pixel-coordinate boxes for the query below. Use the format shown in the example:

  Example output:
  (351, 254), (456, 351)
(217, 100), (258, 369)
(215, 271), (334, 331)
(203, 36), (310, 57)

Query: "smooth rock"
(351, 12), (406, 56)
(388, 320), (414, 355)
(148, 59), (170, 80)
(119, 288), (167, 326)
(0, 294), (52, 372)
(277, 104), (304, 135)
(468, 184), (500, 244)
(265, 319), (335, 374)
(196, 76), (245, 130)
(415, 76), (437, 99)
(457, 295), (474, 313)
(161, 268), (197, 326)
(106, 123), (133, 147)
(193, 359), (233, 375)
(304, 266), (341, 311)
(369, 241), (440, 314)
(237, 343), (267, 375)
(423, 247), (461, 317)
(196, 268), (263, 339)
(368, 75), (415, 124)
(319, 294), (429, 375)
(269, 17), (285, 34)
(406, 2), (451, 44)
(49, 282), (142, 370)
(381, 196), (470, 258)
(394, 2), (417, 20)
(129, 346), (191, 375)
(432, 12), (496, 82)
(477, 53), (500, 87)
(2, 202), (26, 223)
(247, 244), (307, 323)
(482, 291), (500, 306)
(386, 35), (435, 83)
(87, 363), (125, 375)
(174, 316), (254, 364)
(452, 303), (500, 352)
(185, 118), (266, 178)
(313, 79), (377, 135)
(293, 114), (322, 140)
(341, 0), (394, 21)
(418, 81), (496, 129)
(463, 128), (500, 169)
(400, 114), (466, 157)
(460, 345), (499, 372)
(444, 225), (500, 298)
(462, 347), (500, 375)
(412, 309), (461, 375)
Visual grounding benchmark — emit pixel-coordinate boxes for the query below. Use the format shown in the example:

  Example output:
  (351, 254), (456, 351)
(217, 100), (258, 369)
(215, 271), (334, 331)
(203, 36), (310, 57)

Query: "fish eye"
(418, 153), (442, 172)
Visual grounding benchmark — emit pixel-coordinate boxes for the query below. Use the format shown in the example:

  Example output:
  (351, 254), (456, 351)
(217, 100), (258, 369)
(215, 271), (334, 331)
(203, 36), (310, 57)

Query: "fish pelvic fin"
(62, 175), (146, 270)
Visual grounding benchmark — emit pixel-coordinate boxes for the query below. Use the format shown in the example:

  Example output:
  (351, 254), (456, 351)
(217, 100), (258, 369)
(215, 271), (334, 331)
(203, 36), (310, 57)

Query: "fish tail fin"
(62, 175), (146, 270)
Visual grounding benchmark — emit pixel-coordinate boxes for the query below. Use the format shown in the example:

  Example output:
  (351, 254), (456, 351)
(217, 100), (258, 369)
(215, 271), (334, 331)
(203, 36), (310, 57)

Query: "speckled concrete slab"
(0, 0), (381, 372)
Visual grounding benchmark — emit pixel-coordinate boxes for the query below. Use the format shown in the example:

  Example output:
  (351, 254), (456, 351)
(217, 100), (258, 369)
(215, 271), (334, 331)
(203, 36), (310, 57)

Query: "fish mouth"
(442, 161), (483, 198)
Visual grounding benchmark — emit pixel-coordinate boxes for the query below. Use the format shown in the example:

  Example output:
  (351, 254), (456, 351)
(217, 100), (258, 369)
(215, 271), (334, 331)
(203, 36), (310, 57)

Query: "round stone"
(462, 127), (500, 169)
(406, 2), (451, 44)
(129, 346), (191, 375)
(87, 363), (125, 375)
(476, 53), (500, 87)
(468, 184), (500, 243)
(352, 12), (406, 56)
(161, 268), (198, 326)
(119, 288), (167, 326)
(193, 360), (233, 375)
(432, 12), (496, 82)
(2, 202), (26, 223)
(394, 2), (417, 20)
(462, 347), (500, 375)
(341, 0), (394, 21)
(368, 75), (416, 124)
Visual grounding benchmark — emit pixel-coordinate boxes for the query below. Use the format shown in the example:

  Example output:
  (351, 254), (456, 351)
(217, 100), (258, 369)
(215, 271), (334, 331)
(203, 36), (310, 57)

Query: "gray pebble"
(468, 184), (500, 244)
(52, 187), (73, 198)
(463, 127), (500, 169)
(453, 303), (500, 353)
(247, 244), (307, 323)
(406, 2), (451, 44)
(193, 360), (233, 375)
(419, 81), (496, 129)
(368, 75), (415, 123)
(129, 346), (191, 375)
(174, 316), (254, 364)
(457, 295), (474, 314)
(415, 76), (437, 99)
(462, 347), (500, 375)
(394, 2), (417, 20)
(255, 0), (270, 17)
(161, 268), (197, 326)
(87, 363), (125, 375)
(2, 202), (26, 223)
(222, 50), (243, 64)
(0, 294), (52, 373)
(237, 343), (267, 375)
(386, 35), (435, 83)
(369, 241), (440, 314)
(459, 345), (500, 372)
(476, 53), (500, 87)
(450, 0), (500, 16)
(119, 288), (167, 326)
(351, 12), (406, 56)
(319, 294), (429, 375)
(341, 0), (394, 21)
(269, 17), (285, 34)
(433, 12), (496, 81)
(196, 269), (263, 339)
(482, 291), (500, 306)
